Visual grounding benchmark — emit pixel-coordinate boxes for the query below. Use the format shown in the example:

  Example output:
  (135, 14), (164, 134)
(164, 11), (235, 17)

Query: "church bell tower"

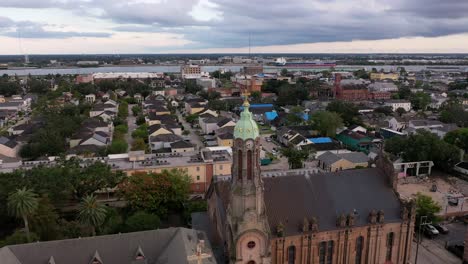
(227, 98), (270, 264)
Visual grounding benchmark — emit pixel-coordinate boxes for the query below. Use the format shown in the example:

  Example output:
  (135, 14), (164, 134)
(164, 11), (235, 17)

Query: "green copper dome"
(234, 99), (260, 140)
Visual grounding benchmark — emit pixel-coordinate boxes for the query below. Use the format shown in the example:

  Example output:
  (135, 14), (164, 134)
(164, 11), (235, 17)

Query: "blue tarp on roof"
(265, 111), (278, 121)
(308, 137), (333, 144)
(239, 104), (274, 110)
(301, 112), (309, 121)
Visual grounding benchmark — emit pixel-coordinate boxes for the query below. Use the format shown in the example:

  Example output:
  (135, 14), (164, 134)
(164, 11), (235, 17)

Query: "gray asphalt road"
(126, 104), (137, 151)
(177, 110), (203, 149)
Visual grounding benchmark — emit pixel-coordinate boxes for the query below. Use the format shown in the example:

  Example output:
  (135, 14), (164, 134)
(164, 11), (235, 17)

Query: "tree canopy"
(310, 111), (343, 137)
(384, 130), (460, 171)
(118, 169), (191, 216)
(326, 100), (361, 126)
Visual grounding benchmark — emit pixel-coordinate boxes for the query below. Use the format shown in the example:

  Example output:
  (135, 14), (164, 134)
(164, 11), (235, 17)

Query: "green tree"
(30, 196), (61, 241)
(100, 207), (124, 235)
(374, 106), (393, 116)
(131, 138), (147, 151)
(410, 92), (431, 110)
(353, 69), (369, 79)
(444, 128), (468, 152)
(185, 114), (199, 123)
(439, 100), (468, 127)
(385, 130), (460, 171)
(0, 230), (39, 247)
(326, 100), (361, 126)
(77, 195), (107, 236)
(281, 147), (311, 169)
(71, 161), (124, 199)
(7, 188), (39, 242)
(132, 105), (142, 117)
(124, 211), (161, 232)
(415, 193), (442, 227)
(118, 169), (191, 216)
(310, 111), (343, 137)
(396, 107), (406, 116)
(107, 139), (128, 154)
(250, 91), (262, 103)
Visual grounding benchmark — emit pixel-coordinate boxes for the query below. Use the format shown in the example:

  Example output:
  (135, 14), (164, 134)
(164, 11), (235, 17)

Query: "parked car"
(424, 224), (439, 238)
(433, 224), (449, 234)
(446, 244), (464, 259)
(265, 137), (272, 142)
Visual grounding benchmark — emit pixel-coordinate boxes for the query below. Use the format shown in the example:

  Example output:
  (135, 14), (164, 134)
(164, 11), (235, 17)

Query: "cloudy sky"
(1, 0), (468, 54)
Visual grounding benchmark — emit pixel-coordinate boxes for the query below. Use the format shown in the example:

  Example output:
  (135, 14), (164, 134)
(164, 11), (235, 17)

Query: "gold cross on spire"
(242, 91), (250, 108)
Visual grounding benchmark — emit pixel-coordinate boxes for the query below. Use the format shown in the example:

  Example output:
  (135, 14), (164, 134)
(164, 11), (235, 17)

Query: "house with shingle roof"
(317, 151), (369, 172)
(0, 136), (19, 158)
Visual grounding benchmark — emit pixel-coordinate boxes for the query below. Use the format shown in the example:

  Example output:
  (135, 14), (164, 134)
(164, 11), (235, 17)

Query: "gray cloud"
(0, 16), (111, 39)
(1, 0), (468, 48)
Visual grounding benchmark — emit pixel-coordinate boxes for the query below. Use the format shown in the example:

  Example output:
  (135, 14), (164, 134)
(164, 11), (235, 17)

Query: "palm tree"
(77, 195), (107, 236)
(7, 188), (39, 242)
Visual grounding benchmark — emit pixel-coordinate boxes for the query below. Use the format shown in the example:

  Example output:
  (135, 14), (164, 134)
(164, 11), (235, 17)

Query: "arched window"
(355, 236), (364, 264)
(287, 246), (296, 264)
(326, 241), (334, 264)
(319, 242), (326, 264)
(237, 150), (242, 180)
(386, 232), (394, 261)
(247, 150), (253, 180)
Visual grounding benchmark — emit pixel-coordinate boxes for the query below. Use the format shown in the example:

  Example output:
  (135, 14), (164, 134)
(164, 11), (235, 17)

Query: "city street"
(259, 134), (290, 171)
(126, 104), (137, 151)
(409, 222), (466, 264)
(411, 239), (461, 264)
(177, 110), (203, 150)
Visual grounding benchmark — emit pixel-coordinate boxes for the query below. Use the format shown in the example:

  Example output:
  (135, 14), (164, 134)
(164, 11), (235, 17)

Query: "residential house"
(171, 140), (195, 153)
(185, 99), (208, 115)
(148, 124), (173, 138)
(85, 94), (96, 103)
(149, 133), (184, 152)
(317, 151), (370, 171)
(370, 72), (400, 81)
(0, 136), (19, 158)
(239, 103), (274, 122)
(307, 137), (350, 158)
(336, 129), (374, 153)
(217, 132), (234, 147)
(384, 100), (412, 112)
(276, 126), (314, 149)
(199, 117), (235, 135)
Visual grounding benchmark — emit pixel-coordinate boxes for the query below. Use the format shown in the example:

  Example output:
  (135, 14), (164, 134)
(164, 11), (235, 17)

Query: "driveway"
(126, 104), (137, 151)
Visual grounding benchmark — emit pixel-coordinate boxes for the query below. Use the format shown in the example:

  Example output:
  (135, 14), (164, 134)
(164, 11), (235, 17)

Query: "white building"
(384, 100), (412, 112)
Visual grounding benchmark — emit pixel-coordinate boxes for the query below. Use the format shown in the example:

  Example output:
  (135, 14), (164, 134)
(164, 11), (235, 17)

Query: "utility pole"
(414, 215), (431, 264)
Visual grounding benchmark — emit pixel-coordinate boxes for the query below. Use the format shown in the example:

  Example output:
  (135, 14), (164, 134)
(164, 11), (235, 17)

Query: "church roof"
(263, 168), (402, 236)
(233, 100), (259, 140)
(0, 228), (216, 264)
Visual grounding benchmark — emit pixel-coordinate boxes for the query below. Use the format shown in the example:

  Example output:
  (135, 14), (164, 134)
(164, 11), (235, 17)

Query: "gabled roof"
(0, 228), (216, 264)
(217, 132), (234, 140)
(149, 134), (183, 143)
(216, 118), (233, 127)
(0, 136), (18, 148)
(170, 140), (194, 149)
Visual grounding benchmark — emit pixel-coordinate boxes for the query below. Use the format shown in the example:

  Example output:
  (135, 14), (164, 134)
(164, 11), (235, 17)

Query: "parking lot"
(411, 222), (466, 264)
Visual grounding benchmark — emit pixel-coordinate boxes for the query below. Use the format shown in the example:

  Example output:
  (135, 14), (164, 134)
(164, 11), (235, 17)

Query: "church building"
(207, 99), (416, 264)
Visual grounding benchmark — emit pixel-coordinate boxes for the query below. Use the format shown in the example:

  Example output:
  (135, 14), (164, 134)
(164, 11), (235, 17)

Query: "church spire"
(234, 97), (259, 140)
